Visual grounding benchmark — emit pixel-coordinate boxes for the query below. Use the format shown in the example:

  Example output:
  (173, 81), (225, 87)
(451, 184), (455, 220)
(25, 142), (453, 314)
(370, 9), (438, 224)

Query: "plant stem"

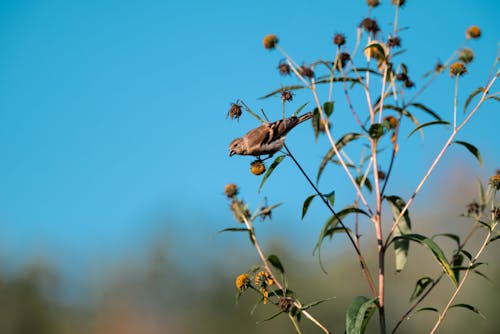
(284, 144), (378, 299)
(241, 216), (331, 334)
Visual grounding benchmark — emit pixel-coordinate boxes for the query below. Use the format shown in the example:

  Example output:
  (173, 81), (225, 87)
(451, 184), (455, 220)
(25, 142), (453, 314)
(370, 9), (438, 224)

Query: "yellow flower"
(384, 115), (399, 129)
(250, 160), (266, 175)
(235, 273), (251, 291)
(263, 34), (279, 49)
(449, 62), (467, 77)
(255, 271), (274, 304)
(466, 26), (481, 39)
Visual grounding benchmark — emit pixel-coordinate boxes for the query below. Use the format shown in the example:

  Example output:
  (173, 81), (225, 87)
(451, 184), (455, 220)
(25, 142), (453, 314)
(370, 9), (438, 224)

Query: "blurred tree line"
(0, 236), (498, 334)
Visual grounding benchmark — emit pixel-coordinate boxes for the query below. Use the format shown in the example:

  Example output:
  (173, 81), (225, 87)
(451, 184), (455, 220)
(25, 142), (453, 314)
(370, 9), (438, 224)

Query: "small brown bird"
(229, 112), (313, 159)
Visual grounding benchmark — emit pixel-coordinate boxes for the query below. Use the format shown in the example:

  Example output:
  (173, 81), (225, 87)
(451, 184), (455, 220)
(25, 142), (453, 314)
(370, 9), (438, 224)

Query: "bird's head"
(229, 138), (245, 156)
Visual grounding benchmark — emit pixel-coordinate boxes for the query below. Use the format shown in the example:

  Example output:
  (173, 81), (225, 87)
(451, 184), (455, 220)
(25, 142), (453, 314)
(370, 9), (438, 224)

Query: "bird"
(229, 112), (313, 159)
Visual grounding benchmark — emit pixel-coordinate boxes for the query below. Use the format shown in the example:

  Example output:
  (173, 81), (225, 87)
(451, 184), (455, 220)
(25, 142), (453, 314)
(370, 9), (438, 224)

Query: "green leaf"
(346, 296), (377, 334)
(415, 307), (439, 314)
(486, 94), (500, 103)
(325, 191), (335, 207)
(489, 234), (500, 243)
(267, 254), (285, 274)
(386, 196), (412, 272)
(452, 253), (464, 281)
(432, 233), (461, 248)
(356, 175), (373, 193)
(312, 107), (321, 140)
(302, 194), (317, 220)
(473, 270), (492, 283)
(409, 102), (442, 120)
(258, 155), (286, 193)
(450, 303), (486, 319)
(392, 233), (458, 287)
(315, 206), (368, 272)
(301, 297), (335, 310)
(464, 87), (484, 113)
(256, 310), (284, 323)
(410, 277), (433, 301)
(292, 102), (309, 117)
(239, 100), (265, 123)
(453, 141), (483, 166)
(407, 120), (450, 138)
(477, 177), (486, 210)
(260, 85), (306, 99)
(217, 227), (249, 234)
(323, 101), (334, 117)
(316, 133), (363, 183)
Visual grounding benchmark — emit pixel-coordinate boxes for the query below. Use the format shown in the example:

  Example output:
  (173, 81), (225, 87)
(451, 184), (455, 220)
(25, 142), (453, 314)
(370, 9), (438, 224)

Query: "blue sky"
(0, 0), (499, 285)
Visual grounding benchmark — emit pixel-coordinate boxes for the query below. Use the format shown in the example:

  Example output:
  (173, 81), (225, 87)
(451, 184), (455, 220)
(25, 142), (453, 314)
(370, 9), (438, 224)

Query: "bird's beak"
(229, 150), (235, 157)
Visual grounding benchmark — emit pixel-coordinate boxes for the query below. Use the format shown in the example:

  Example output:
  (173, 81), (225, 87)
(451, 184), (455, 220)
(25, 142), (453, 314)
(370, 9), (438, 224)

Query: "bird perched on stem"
(229, 112), (312, 160)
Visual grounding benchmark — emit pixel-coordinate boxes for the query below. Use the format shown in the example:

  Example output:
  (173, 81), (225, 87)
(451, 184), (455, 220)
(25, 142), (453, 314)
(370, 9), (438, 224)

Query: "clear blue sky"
(0, 0), (498, 285)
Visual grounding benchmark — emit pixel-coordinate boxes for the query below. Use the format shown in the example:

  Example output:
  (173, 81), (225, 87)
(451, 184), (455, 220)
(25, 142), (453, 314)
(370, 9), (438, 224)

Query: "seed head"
(377, 170), (386, 180)
(299, 65), (314, 79)
(391, 0), (407, 7)
(396, 73), (408, 82)
(279, 297), (295, 312)
(387, 36), (402, 48)
(277, 61), (291, 76)
(224, 183), (239, 198)
(492, 207), (500, 222)
(366, 0), (380, 7)
(360, 18), (380, 35)
(466, 201), (480, 216)
(403, 80), (415, 88)
(263, 34), (279, 49)
(227, 102), (242, 121)
(466, 26), (481, 39)
(333, 33), (346, 47)
(458, 48), (474, 64)
(334, 52), (351, 71)
(449, 62), (467, 77)
(434, 62), (445, 73)
(250, 160), (266, 175)
(281, 90), (293, 102)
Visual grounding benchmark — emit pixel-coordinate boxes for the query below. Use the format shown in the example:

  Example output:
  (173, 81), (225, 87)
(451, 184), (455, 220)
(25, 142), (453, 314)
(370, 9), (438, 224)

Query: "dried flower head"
(227, 102), (242, 121)
(333, 33), (346, 47)
(466, 201), (480, 216)
(334, 52), (351, 71)
(449, 62), (467, 77)
(403, 80), (415, 88)
(489, 174), (500, 191)
(299, 65), (315, 79)
(459, 48), (474, 64)
(391, 0), (406, 6)
(396, 73), (409, 82)
(434, 62), (445, 73)
(387, 36), (402, 48)
(224, 183), (239, 198)
(279, 297), (295, 312)
(281, 90), (293, 102)
(255, 271), (274, 304)
(277, 61), (291, 76)
(263, 34), (279, 49)
(360, 18), (380, 35)
(366, 0), (380, 7)
(235, 273), (251, 291)
(377, 170), (386, 180)
(492, 207), (500, 222)
(250, 160), (266, 175)
(466, 26), (481, 39)
(230, 199), (251, 223)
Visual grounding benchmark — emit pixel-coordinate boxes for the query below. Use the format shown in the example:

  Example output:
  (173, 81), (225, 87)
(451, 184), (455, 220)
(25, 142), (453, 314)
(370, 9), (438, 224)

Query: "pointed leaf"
(346, 296), (377, 334)
(323, 101), (334, 117)
(407, 120), (450, 138)
(486, 94), (500, 102)
(453, 141), (483, 166)
(267, 254), (285, 274)
(415, 307), (439, 314)
(217, 227), (250, 234)
(312, 107), (321, 140)
(239, 100), (265, 123)
(432, 233), (461, 248)
(301, 297), (335, 310)
(317, 133), (363, 183)
(473, 270), (492, 283)
(410, 277), (434, 301)
(386, 196), (412, 272)
(464, 87), (484, 113)
(258, 155), (287, 192)
(325, 191), (335, 206)
(292, 102), (309, 117)
(450, 303), (486, 319)
(302, 194), (317, 219)
(392, 233), (458, 287)
(409, 102), (442, 120)
(260, 85), (306, 99)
